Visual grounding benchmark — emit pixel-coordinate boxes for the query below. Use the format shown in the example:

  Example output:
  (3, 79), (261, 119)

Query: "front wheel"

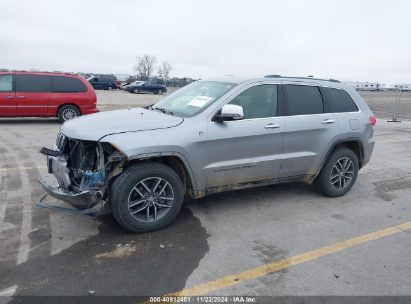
(110, 162), (184, 233)
(315, 148), (359, 197)
(157, 89), (163, 95)
(133, 88), (139, 94)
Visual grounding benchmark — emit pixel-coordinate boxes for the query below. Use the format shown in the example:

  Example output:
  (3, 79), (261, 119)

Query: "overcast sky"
(1, 0), (410, 83)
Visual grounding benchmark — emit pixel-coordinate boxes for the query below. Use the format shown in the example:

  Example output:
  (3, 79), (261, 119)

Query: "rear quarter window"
(52, 76), (87, 92)
(323, 87), (359, 112)
(15, 74), (51, 92)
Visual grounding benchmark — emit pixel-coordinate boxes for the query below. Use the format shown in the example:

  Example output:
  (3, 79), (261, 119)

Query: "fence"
(359, 90), (411, 122)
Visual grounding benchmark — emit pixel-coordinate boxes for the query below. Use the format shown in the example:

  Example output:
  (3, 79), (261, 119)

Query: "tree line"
(133, 54), (172, 82)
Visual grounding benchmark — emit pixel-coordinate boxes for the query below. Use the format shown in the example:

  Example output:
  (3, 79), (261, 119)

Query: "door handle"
(4, 96), (14, 99)
(322, 119), (335, 124)
(264, 123), (281, 129)
(17, 96), (26, 99)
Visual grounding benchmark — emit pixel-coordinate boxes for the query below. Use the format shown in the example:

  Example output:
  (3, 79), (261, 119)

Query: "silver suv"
(38, 76), (376, 233)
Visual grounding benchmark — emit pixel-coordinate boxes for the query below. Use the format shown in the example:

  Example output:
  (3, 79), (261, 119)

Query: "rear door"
(50, 75), (89, 115)
(0, 74), (16, 116)
(280, 83), (339, 178)
(15, 74), (51, 116)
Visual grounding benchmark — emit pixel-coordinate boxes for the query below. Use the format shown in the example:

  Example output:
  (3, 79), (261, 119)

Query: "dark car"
(87, 76), (117, 90)
(126, 81), (167, 94)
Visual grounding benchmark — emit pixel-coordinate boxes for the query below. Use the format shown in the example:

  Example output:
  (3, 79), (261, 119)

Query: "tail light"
(369, 116), (376, 126)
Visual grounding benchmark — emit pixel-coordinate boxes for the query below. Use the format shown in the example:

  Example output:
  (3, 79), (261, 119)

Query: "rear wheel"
(157, 89), (163, 95)
(110, 162), (184, 233)
(315, 148), (359, 197)
(133, 88), (139, 94)
(58, 105), (80, 122)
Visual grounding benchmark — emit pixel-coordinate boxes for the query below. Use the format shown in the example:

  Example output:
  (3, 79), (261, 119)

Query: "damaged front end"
(37, 133), (126, 215)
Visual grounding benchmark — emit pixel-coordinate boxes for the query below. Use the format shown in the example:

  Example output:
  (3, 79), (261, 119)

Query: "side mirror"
(214, 104), (244, 122)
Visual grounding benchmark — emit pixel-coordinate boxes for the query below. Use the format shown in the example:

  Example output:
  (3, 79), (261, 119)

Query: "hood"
(61, 108), (183, 141)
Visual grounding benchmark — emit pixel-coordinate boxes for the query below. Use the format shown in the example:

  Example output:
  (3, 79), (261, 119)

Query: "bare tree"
(133, 54), (157, 80)
(158, 61), (173, 82)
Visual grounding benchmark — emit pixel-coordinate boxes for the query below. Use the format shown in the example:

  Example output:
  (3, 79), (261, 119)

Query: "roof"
(204, 75), (344, 87)
(0, 70), (80, 77)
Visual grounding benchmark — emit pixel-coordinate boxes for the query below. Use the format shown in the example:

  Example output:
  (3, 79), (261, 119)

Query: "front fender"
(101, 132), (198, 190)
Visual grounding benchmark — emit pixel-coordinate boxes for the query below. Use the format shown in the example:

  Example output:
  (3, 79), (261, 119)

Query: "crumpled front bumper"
(37, 178), (105, 215)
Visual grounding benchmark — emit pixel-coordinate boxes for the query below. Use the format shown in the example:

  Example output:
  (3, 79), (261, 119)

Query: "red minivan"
(0, 71), (99, 122)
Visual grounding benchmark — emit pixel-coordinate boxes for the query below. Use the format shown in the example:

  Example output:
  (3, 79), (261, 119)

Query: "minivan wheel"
(315, 148), (359, 197)
(58, 105), (80, 122)
(108, 86), (113, 90)
(110, 162), (184, 233)
(133, 88), (139, 94)
(157, 89), (163, 95)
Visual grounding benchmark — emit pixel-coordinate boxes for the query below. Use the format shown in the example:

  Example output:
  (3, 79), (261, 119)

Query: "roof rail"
(265, 75), (341, 83)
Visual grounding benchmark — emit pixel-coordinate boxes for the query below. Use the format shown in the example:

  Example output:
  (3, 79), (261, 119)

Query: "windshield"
(130, 81), (144, 86)
(152, 81), (235, 117)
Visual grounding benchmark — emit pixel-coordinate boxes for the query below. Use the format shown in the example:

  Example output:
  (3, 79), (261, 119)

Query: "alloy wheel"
(329, 157), (354, 190)
(127, 177), (174, 223)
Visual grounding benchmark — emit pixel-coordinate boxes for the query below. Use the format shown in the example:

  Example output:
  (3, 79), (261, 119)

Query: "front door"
(15, 74), (51, 116)
(0, 74), (16, 116)
(204, 84), (284, 187)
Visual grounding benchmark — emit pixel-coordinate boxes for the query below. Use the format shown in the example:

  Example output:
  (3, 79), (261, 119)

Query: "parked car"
(87, 76), (117, 90)
(38, 76), (376, 233)
(0, 71), (98, 122)
(126, 81), (167, 94)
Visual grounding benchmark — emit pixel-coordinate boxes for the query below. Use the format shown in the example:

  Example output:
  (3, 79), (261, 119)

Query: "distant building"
(392, 84), (411, 91)
(344, 81), (385, 91)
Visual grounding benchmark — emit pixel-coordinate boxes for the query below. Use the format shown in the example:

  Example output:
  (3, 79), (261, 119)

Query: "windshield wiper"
(153, 107), (174, 116)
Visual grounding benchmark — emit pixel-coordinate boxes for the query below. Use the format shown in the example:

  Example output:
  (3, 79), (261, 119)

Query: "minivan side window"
(0, 75), (12, 92)
(229, 85), (278, 119)
(15, 75), (51, 92)
(52, 76), (87, 92)
(286, 85), (323, 115)
(323, 87), (359, 112)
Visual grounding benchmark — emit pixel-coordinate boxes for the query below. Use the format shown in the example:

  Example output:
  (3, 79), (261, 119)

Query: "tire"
(157, 89), (163, 95)
(315, 148), (359, 197)
(108, 86), (113, 90)
(58, 105), (80, 122)
(110, 162), (184, 233)
(133, 88), (139, 94)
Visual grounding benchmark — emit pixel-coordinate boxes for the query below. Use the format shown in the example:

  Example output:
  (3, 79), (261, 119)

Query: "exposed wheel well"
(124, 156), (194, 196)
(57, 103), (81, 117)
(332, 141), (364, 168)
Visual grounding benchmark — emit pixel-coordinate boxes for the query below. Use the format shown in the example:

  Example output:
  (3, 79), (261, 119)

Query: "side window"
(0, 75), (13, 92)
(229, 85), (278, 119)
(286, 85), (323, 115)
(15, 75), (51, 92)
(323, 87), (359, 113)
(52, 76), (87, 93)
